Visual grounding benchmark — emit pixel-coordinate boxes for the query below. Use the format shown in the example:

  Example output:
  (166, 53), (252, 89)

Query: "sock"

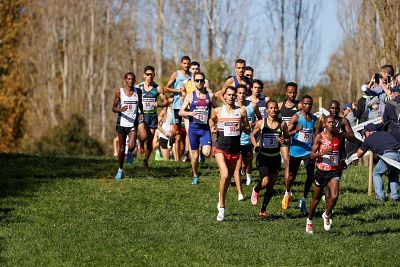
(307, 218), (313, 224)
(118, 168), (123, 173)
(246, 173), (252, 179)
(285, 191), (291, 196)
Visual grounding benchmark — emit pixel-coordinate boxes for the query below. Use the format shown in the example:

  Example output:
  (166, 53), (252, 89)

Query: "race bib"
(224, 122), (240, 136)
(298, 128), (313, 143)
(259, 107), (266, 118)
(262, 133), (279, 148)
(143, 98), (155, 111)
(322, 153), (339, 166)
(193, 109), (209, 124)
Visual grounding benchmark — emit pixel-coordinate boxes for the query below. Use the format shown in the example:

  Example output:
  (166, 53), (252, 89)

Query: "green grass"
(1, 153), (400, 266)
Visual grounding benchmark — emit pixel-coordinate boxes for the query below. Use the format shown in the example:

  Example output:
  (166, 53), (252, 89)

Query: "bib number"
(143, 98), (155, 111)
(322, 154), (339, 166)
(262, 133), (279, 148)
(224, 122), (240, 136)
(298, 128), (313, 143)
(193, 110), (208, 124)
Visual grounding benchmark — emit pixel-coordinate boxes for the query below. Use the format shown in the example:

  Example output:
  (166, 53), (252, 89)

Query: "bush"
(30, 114), (105, 156)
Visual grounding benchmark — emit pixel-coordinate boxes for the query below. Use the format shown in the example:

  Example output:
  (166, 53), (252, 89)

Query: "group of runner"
(112, 56), (355, 234)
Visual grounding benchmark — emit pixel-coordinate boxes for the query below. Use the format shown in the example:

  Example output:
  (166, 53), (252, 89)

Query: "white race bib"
(193, 109), (209, 124)
(262, 133), (279, 148)
(322, 154), (339, 166)
(143, 98), (155, 111)
(224, 122), (240, 136)
(298, 128), (313, 143)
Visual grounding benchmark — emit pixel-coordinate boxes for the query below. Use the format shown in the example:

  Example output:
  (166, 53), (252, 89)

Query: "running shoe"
(299, 198), (307, 215)
(192, 176), (199, 185)
(259, 209), (268, 218)
(238, 193), (244, 201)
(322, 212), (331, 231)
(126, 153), (134, 165)
(114, 170), (123, 180)
(251, 187), (259, 206)
(281, 193), (291, 209)
(306, 219), (314, 234)
(246, 174), (252, 186)
(217, 208), (225, 222)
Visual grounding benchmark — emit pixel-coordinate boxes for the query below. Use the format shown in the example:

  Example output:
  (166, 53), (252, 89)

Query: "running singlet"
(258, 93), (267, 118)
(316, 132), (340, 171)
(260, 117), (283, 156)
(159, 107), (174, 140)
(117, 87), (139, 127)
(184, 79), (196, 95)
(189, 91), (211, 125)
(290, 111), (317, 157)
(240, 100), (255, 145)
(216, 105), (242, 154)
(280, 100), (300, 123)
(139, 82), (158, 114)
(233, 76), (252, 96)
(172, 70), (191, 110)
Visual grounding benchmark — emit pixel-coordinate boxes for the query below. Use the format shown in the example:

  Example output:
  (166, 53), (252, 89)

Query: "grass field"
(1, 153), (400, 266)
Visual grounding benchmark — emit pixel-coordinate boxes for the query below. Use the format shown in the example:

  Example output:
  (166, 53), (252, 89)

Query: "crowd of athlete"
(112, 56), (356, 234)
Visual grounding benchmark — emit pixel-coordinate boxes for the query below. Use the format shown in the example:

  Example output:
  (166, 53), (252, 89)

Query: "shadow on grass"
(352, 227), (400, 236)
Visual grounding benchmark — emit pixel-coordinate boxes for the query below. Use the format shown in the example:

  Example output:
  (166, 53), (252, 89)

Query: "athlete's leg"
(137, 122), (149, 153)
(113, 136), (119, 157)
(233, 155), (244, 196)
(201, 145), (211, 157)
(261, 172), (278, 212)
(215, 153), (230, 209)
(280, 146), (290, 183)
(143, 128), (156, 168)
(286, 156), (301, 192)
(117, 132), (127, 169)
(325, 179), (339, 217)
(307, 184), (323, 221)
(303, 156), (316, 199)
(191, 149), (200, 177)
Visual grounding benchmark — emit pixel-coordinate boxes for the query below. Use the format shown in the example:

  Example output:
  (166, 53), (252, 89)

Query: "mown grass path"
(1, 154), (399, 266)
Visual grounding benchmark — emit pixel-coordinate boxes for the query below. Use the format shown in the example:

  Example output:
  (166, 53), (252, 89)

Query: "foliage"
(1, 154), (400, 265)
(203, 58), (231, 92)
(0, 0), (29, 152)
(29, 114), (105, 156)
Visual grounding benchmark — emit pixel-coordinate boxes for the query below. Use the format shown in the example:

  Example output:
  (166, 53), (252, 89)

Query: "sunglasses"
(195, 79), (205, 83)
(145, 73), (154, 76)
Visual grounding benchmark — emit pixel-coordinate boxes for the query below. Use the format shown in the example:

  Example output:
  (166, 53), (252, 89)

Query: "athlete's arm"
(253, 102), (262, 121)
(112, 88), (126, 113)
(178, 94), (194, 117)
(156, 86), (168, 108)
(165, 72), (179, 93)
(240, 107), (251, 134)
(281, 120), (290, 145)
(287, 114), (301, 137)
(250, 120), (262, 149)
(205, 79), (213, 94)
(342, 117), (357, 142)
(137, 88), (144, 120)
(210, 93), (218, 109)
(309, 134), (322, 160)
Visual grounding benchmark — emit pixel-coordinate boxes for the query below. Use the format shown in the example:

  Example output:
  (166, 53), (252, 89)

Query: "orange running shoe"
(281, 193), (291, 209)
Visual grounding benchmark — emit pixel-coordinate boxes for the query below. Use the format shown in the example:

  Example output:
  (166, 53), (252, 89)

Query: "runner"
(278, 82), (302, 191)
(306, 115), (347, 233)
(251, 100), (289, 218)
(112, 72), (144, 180)
(282, 95), (317, 215)
(248, 79), (269, 118)
(179, 72), (217, 185)
(234, 84), (262, 192)
(165, 56), (191, 161)
(209, 86), (250, 221)
(137, 66), (168, 169)
(218, 59), (252, 104)
(157, 98), (176, 161)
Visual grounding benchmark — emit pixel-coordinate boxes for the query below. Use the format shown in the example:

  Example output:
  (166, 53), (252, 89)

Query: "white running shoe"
(238, 193), (244, 201)
(246, 174), (252, 186)
(322, 212), (331, 231)
(217, 208), (225, 222)
(306, 219), (314, 234)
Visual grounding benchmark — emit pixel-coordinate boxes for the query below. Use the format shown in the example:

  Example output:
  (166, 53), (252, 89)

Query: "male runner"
(282, 95), (317, 215)
(306, 115), (347, 233)
(251, 100), (290, 218)
(209, 86), (250, 221)
(112, 72), (144, 180)
(137, 66), (167, 169)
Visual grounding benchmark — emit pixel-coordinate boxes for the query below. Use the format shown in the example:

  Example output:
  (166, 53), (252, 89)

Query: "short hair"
(329, 100), (340, 107)
(324, 115), (335, 122)
(225, 86), (237, 95)
(181, 56), (191, 62)
(144, 66), (155, 73)
(285, 82), (298, 90)
(190, 61), (200, 68)
(302, 95), (313, 101)
(237, 84), (247, 91)
(381, 64), (395, 77)
(194, 72), (205, 79)
(124, 72), (135, 79)
(244, 66), (254, 72)
(235, 59), (246, 65)
(253, 79), (264, 89)
(267, 99), (278, 107)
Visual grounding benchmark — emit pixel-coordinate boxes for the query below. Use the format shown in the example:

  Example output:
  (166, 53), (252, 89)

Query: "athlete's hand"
(295, 124), (303, 132)
(120, 105), (128, 112)
(321, 147), (333, 155)
(236, 123), (241, 131)
(211, 126), (218, 134)
(189, 111), (196, 117)
(154, 102), (158, 108)
(254, 146), (261, 153)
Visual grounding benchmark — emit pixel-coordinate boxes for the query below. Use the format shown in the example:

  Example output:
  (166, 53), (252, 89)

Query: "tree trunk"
(88, 0), (95, 136)
(100, 5), (110, 141)
(294, 0), (302, 84)
(156, 0), (164, 80)
(279, 0), (285, 82)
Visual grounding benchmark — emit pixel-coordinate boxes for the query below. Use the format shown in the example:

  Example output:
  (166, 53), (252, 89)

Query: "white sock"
(285, 191), (291, 196)
(307, 218), (313, 224)
(246, 173), (252, 179)
(118, 168), (123, 173)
